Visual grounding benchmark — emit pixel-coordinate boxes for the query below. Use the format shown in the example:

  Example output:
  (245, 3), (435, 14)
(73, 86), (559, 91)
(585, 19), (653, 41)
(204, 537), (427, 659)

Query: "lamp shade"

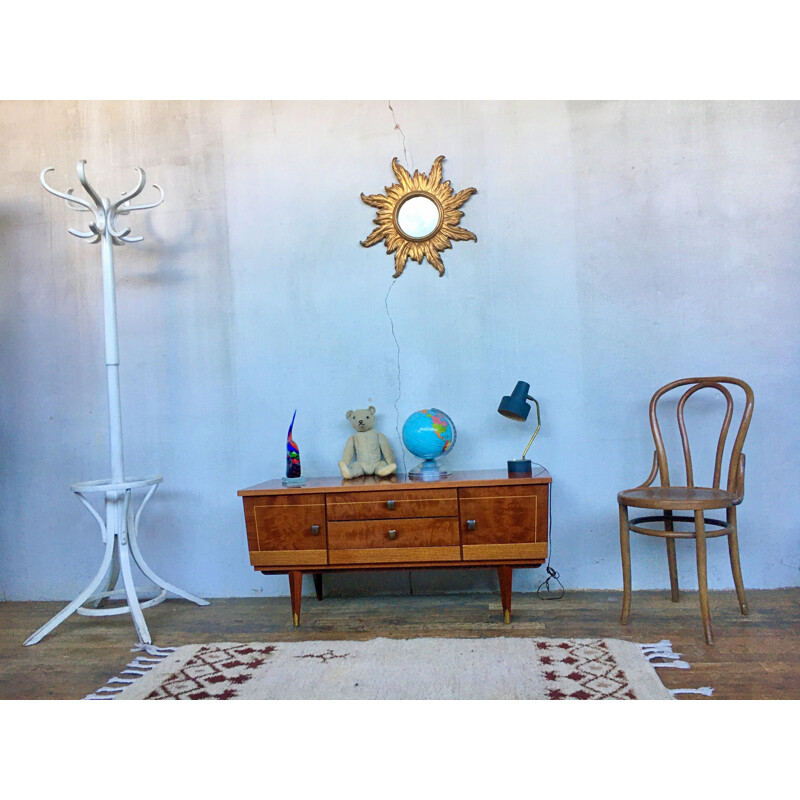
(498, 381), (532, 421)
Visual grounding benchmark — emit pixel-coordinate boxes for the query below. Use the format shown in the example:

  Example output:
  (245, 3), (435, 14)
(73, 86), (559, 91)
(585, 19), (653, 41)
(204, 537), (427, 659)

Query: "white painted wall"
(1, 100), (798, 601)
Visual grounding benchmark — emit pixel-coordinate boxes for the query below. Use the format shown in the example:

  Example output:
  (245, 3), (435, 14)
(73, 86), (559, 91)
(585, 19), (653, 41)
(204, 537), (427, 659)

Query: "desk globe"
(401, 408), (457, 481)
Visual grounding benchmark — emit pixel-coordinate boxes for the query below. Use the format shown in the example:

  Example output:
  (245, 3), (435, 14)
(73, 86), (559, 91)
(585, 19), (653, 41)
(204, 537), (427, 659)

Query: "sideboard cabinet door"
(242, 494), (328, 568)
(459, 484), (548, 561)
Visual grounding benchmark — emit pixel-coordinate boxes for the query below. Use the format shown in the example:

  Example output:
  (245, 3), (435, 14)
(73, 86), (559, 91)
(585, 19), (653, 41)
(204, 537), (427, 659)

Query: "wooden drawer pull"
(467, 520), (476, 531)
(310, 525), (320, 536)
(386, 500), (396, 510)
(387, 529), (398, 540)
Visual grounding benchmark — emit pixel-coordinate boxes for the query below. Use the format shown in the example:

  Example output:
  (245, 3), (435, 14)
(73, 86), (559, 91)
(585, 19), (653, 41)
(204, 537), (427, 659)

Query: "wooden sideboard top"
(238, 467), (551, 496)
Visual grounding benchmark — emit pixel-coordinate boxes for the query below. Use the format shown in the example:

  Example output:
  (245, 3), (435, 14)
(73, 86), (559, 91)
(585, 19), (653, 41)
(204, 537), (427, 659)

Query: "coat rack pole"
(25, 161), (209, 647)
(100, 214), (125, 485)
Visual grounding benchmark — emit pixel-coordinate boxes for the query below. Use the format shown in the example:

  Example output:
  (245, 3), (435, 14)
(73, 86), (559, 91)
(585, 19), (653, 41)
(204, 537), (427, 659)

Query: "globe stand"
(408, 458), (451, 482)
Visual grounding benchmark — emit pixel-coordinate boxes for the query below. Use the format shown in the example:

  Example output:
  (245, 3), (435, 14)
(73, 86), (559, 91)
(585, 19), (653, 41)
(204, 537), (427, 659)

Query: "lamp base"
(507, 459), (532, 478)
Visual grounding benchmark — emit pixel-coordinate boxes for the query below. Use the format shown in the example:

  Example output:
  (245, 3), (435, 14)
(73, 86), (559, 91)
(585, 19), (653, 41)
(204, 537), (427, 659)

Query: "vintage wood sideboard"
(238, 468), (551, 625)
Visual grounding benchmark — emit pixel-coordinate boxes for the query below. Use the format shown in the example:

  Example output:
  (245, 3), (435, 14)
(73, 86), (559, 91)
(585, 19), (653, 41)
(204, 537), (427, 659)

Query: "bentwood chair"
(618, 377), (754, 645)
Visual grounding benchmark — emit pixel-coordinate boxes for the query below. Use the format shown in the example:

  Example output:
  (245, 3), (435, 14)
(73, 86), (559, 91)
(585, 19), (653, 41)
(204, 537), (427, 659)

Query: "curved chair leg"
(726, 506), (749, 615)
(619, 504), (632, 624)
(694, 510), (714, 645)
(665, 511), (679, 602)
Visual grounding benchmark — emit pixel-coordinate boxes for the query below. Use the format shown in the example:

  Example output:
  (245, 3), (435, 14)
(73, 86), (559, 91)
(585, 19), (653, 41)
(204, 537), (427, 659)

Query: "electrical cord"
(536, 478), (564, 600)
(384, 278), (408, 477)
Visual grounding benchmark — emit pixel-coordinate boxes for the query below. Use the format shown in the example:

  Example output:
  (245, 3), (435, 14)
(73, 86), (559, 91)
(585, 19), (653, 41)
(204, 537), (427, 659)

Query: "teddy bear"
(338, 406), (397, 479)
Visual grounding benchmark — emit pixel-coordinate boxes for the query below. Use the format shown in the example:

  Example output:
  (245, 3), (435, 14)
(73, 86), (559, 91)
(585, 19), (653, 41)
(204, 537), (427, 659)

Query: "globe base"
(507, 459), (532, 478)
(408, 458), (450, 482)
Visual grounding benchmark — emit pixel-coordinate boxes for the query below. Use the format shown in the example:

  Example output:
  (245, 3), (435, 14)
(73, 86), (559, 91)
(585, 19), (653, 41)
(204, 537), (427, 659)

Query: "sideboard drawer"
(244, 495), (327, 568)
(328, 517), (460, 564)
(326, 488), (458, 521)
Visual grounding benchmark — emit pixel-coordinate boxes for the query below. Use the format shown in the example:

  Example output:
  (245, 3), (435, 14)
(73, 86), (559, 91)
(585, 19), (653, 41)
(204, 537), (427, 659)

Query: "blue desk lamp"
(498, 381), (541, 478)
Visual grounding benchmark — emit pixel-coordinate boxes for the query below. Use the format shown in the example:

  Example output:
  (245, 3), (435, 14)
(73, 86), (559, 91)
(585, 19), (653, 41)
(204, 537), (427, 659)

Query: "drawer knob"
(310, 525), (320, 536)
(387, 529), (398, 540)
(386, 500), (396, 510)
(467, 520), (477, 531)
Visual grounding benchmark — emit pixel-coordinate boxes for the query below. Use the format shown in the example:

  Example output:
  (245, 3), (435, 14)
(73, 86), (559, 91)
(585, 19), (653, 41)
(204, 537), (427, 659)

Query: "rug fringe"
(638, 640), (714, 698)
(132, 644), (177, 657)
(639, 639), (690, 669)
(84, 642), (176, 700)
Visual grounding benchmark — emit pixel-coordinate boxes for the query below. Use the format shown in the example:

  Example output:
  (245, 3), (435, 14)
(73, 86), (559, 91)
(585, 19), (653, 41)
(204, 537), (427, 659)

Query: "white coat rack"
(25, 161), (209, 646)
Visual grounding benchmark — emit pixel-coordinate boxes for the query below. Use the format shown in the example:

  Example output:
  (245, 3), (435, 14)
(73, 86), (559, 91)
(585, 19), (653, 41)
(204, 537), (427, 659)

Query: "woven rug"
(86, 637), (709, 700)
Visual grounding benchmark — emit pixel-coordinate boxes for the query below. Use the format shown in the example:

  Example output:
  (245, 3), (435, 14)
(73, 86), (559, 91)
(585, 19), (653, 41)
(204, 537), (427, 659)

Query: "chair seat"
(618, 486), (737, 511)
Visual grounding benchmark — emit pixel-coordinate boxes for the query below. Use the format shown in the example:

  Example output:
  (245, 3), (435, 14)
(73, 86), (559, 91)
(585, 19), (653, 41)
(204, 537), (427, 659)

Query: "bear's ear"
(368, 406), (376, 415)
(346, 410), (355, 420)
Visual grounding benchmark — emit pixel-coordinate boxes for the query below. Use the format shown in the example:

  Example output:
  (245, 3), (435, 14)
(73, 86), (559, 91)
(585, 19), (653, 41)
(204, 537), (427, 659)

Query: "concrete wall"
(1, 100), (798, 601)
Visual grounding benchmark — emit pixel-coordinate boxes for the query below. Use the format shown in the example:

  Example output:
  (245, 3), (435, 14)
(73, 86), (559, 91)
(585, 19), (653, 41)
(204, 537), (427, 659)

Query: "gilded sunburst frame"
(360, 155), (477, 277)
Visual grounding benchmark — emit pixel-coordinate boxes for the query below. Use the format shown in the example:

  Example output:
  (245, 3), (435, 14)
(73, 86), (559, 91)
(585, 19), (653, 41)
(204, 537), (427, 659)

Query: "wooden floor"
(1, 587), (798, 699)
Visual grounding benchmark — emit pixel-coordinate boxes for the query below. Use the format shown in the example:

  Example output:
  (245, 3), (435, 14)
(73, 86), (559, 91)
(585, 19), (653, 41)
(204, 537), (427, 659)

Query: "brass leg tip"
(292, 613), (300, 627)
(503, 610), (511, 624)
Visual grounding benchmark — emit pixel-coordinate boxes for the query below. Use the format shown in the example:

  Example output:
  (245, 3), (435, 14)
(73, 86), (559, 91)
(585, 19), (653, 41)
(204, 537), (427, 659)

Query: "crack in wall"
(388, 101), (412, 170)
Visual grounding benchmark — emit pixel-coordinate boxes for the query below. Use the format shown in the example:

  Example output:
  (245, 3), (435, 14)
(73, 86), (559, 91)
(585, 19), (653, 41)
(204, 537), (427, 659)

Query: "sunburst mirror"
(360, 155), (477, 277)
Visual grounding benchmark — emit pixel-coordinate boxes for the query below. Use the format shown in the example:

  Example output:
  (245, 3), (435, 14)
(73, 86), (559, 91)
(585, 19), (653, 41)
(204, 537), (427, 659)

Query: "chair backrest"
(649, 377), (754, 497)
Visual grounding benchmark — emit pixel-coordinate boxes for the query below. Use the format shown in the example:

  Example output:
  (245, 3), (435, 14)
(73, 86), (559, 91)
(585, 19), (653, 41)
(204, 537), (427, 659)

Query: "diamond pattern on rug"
(537, 639), (637, 699)
(145, 644), (277, 700)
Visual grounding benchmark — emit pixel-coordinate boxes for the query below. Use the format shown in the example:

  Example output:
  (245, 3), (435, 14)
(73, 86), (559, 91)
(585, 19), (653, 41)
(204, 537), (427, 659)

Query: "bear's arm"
(377, 432), (396, 465)
(341, 436), (355, 464)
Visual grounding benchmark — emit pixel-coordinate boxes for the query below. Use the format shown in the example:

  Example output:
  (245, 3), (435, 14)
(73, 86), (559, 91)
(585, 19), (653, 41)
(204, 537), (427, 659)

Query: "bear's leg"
(342, 461), (365, 479)
(376, 460), (397, 477)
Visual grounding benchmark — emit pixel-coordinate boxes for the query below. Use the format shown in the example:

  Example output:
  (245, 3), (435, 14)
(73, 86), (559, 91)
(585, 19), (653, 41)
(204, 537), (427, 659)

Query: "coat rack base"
(24, 475), (210, 646)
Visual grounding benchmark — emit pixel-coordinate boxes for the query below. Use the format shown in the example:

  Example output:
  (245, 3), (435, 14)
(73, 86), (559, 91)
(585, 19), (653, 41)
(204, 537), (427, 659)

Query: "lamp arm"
(521, 396), (541, 460)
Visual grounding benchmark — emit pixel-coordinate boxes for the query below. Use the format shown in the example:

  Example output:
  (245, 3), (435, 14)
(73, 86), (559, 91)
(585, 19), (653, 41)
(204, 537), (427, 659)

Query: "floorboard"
(1, 587), (798, 700)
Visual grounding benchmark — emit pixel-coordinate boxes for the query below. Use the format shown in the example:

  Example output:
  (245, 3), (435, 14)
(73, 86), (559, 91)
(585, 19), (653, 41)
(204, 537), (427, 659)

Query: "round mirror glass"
(396, 195), (441, 239)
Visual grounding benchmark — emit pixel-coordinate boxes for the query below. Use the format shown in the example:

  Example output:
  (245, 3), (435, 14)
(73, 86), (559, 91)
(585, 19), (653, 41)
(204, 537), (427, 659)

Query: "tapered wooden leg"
(665, 512), (679, 602)
(726, 507), (749, 615)
(694, 511), (714, 645)
(619, 504), (632, 624)
(288, 571), (303, 627)
(497, 566), (512, 624)
(313, 573), (324, 601)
